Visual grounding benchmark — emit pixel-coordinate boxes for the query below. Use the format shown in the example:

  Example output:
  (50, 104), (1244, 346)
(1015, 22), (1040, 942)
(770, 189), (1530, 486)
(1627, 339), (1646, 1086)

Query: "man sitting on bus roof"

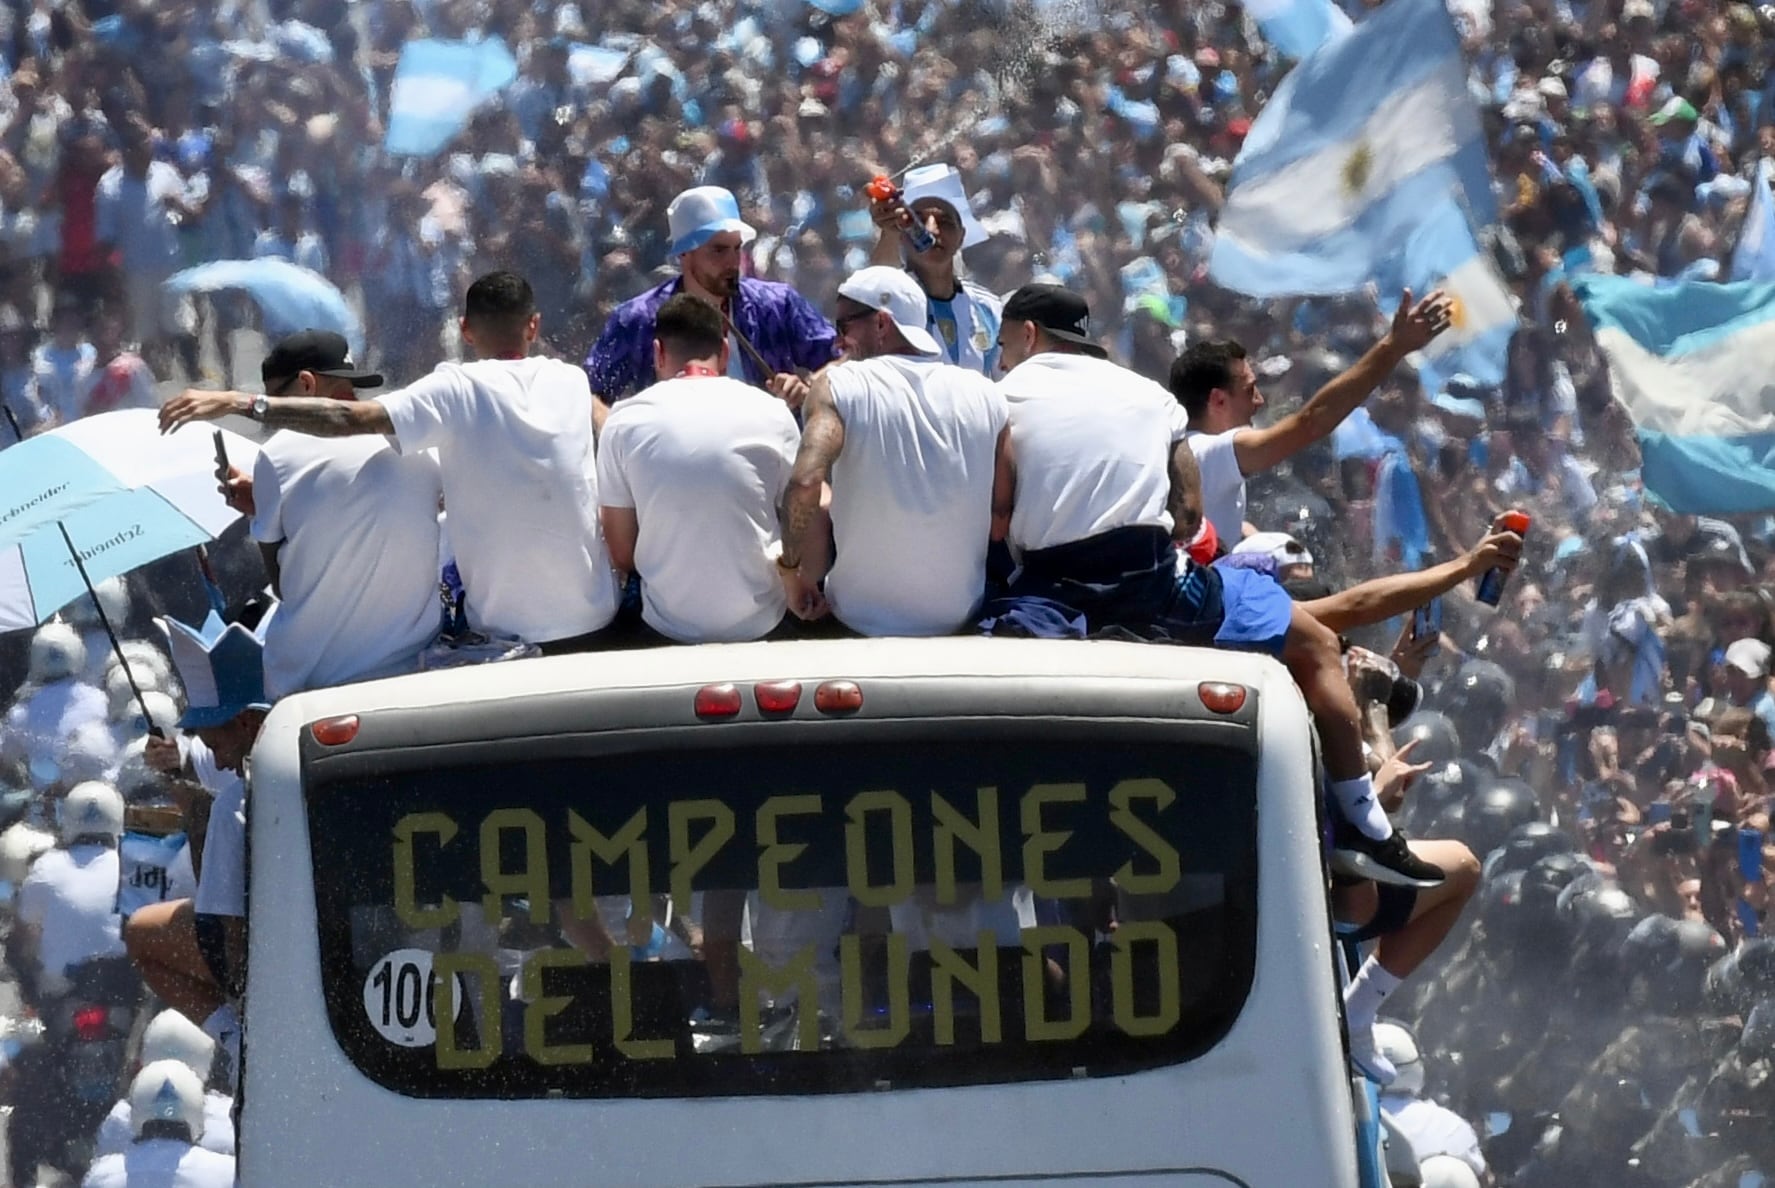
(596, 294), (803, 644)
(123, 607), (271, 1089)
(988, 283), (1442, 889)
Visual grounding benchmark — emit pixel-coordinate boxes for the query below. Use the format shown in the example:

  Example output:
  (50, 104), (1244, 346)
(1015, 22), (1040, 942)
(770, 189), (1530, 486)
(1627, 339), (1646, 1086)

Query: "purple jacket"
(585, 276), (838, 400)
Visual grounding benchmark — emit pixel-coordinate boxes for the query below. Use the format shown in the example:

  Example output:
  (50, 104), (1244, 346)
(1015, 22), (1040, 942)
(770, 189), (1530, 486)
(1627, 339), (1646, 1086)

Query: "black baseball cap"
(261, 330), (383, 390)
(1001, 283), (1108, 358)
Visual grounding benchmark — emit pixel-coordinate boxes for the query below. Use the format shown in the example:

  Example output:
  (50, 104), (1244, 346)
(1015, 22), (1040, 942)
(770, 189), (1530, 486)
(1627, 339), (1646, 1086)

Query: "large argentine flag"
(1574, 274), (1775, 514)
(386, 38), (519, 157)
(1209, 0), (1495, 297)
(1244, 0), (1352, 59)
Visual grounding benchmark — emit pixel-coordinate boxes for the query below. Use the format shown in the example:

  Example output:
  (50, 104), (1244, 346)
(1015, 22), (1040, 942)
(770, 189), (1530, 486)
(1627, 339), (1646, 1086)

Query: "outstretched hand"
(1387, 288), (1456, 354)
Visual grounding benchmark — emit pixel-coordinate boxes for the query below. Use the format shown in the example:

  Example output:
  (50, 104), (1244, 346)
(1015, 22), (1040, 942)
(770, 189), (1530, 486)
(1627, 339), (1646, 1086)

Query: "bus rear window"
(305, 732), (1258, 1099)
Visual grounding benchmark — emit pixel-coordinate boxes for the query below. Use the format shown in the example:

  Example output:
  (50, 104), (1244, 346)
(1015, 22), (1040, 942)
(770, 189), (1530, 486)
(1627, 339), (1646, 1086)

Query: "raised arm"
(159, 390), (393, 437)
(1232, 290), (1452, 477)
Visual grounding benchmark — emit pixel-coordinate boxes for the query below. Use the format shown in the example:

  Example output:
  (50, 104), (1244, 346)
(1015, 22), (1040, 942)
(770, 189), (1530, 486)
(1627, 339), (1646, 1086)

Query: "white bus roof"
(270, 636), (1296, 725)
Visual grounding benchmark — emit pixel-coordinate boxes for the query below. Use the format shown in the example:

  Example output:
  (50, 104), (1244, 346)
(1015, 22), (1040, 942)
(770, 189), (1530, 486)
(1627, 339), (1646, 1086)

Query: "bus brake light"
(694, 684), (744, 719)
(310, 715), (361, 746)
(753, 680), (802, 714)
(814, 681), (863, 714)
(1198, 683), (1248, 714)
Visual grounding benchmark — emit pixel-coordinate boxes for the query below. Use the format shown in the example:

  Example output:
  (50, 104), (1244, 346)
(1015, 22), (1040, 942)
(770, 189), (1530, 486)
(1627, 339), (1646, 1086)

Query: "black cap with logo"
(1002, 283), (1108, 358)
(261, 330), (383, 391)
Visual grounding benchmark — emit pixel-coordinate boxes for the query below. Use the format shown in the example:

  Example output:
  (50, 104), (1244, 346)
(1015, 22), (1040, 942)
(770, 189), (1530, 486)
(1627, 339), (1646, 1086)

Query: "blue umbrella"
(164, 259), (363, 359)
(0, 410), (260, 628)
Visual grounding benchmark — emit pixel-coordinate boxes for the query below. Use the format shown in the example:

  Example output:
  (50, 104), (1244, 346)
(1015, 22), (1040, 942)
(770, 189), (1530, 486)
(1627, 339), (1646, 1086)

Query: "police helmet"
(113, 739), (161, 805)
(1519, 851), (1588, 918)
(140, 1011), (216, 1082)
(1464, 777), (1542, 859)
(1419, 1156), (1481, 1188)
(121, 691), (179, 742)
(1484, 822), (1577, 880)
(1441, 659), (1516, 741)
(59, 781), (124, 846)
(109, 641), (174, 695)
(64, 577), (129, 632)
(106, 665), (165, 722)
(1565, 884), (1642, 973)
(1743, 997), (1775, 1058)
(1393, 710), (1463, 767)
(58, 721), (117, 788)
(1375, 1020), (1425, 1097)
(128, 1060), (206, 1142)
(28, 622), (85, 685)
(0, 821), (55, 884)
(1479, 869), (1527, 948)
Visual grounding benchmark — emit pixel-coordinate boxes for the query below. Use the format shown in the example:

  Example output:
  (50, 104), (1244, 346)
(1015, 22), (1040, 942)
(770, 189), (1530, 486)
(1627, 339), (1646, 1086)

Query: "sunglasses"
(834, 309), (877, 331)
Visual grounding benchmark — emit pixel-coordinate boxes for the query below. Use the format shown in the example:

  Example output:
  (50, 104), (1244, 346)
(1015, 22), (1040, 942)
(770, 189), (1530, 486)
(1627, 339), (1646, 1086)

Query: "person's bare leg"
(1373, 840), (1480, 976)
(123, 899), (224, 1024)
(1279, 605), (1366, 783)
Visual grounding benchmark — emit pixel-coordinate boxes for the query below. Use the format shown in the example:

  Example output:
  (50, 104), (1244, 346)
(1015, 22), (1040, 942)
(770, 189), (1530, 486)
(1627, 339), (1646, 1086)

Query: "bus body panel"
(242, 638), (1355, 1188)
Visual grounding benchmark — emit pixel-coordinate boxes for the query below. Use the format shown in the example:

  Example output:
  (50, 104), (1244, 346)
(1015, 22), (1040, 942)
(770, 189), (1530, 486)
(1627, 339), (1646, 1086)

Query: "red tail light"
(310, 715), (360, 746)
(693, 684), (743, 719)
(813, 681), (863, 714)
(1198, 682), (1248, 714)
(753, 680), (802, 714)
(72, 1005), (107, 1041)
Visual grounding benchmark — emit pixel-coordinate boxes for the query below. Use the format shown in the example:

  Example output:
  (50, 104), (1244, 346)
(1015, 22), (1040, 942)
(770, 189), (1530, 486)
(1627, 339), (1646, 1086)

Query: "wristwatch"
(249, 393), (269, 420)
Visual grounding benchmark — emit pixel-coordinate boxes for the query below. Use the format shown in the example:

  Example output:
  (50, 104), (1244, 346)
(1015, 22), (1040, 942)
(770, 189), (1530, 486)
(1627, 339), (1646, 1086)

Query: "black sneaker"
(1331, 827), (1445, 888)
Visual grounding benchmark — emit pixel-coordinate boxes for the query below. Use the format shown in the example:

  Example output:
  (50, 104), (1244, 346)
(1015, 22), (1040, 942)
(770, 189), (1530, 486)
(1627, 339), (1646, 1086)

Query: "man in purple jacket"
(586, 186), (837, 418)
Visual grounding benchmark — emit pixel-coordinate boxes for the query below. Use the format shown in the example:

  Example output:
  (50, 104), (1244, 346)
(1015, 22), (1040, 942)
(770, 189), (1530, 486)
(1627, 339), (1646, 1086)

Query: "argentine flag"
(385, 38), (519, 157)
(1731, 158), (1775, 283)
(1574, 274), (1775, 515)
(1375, 198), (1517, 387)
(1244, 0), (1352, 60)
(1209, 0), (1495, 298)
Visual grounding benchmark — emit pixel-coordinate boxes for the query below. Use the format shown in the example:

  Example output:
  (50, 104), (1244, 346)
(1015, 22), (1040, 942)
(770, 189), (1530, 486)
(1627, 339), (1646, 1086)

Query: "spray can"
(1475, 510), (1531, 606)
(865, 175), (937, 253)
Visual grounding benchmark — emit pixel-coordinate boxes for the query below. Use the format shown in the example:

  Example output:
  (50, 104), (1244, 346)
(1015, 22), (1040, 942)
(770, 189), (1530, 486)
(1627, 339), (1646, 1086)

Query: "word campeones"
(388, 781), (1191, 1065)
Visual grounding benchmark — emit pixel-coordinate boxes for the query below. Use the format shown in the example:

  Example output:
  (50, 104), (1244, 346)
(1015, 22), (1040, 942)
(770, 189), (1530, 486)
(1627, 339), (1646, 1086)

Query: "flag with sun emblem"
(1209, 0), (1495, 298)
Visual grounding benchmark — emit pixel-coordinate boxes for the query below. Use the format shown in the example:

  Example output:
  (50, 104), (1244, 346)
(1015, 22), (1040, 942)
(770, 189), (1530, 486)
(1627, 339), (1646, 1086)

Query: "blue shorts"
(1202, 560), (1295, 656)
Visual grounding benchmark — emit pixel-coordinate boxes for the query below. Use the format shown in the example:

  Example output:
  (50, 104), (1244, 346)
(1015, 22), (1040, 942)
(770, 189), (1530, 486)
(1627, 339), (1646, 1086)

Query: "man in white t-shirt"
(597, 294), (801, 643)
(1171, 290), (1454, 545)
(217, 331), (442, 699)
(777, 266), (1009, 636)
(161, 271), (619, 652)
(83, 1062), (235, 1188)
(15, 781), (127, 999)
(991, 284), (1443, 888)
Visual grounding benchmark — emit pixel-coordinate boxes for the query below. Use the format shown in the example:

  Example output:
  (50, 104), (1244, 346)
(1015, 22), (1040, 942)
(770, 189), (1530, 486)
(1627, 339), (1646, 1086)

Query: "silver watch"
(249, 394), (269, 420)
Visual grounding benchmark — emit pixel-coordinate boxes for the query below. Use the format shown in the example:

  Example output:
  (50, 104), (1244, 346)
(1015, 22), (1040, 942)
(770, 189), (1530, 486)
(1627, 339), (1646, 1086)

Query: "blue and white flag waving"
(1244, 0), (1352, 59)
(1731, 158), (1775, 283)
(1574, 274), (1775, 514)
(1374, 197), (1516, 387)
(1209, 0), (1495, 297)
(386, 38), (519, 157)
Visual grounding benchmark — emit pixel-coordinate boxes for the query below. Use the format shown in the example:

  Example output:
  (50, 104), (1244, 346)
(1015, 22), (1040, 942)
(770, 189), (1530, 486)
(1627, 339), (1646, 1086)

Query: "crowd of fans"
(0, 0), (1774, 1183)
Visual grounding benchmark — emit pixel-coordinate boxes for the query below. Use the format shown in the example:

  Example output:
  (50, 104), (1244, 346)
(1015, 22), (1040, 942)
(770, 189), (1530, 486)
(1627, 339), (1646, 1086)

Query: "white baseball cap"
(1726, 637), (1772, 680)
(899, 163), (988, 249)
(1231, 531), (1314, 569)
(666, 186), (756, 257)
(836, 266), (943, 357)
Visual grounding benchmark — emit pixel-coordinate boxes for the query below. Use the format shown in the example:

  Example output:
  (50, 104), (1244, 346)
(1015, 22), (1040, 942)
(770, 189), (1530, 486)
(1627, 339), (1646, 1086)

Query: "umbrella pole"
(1, 403), (20, 442)
(56, 521), (164, 740)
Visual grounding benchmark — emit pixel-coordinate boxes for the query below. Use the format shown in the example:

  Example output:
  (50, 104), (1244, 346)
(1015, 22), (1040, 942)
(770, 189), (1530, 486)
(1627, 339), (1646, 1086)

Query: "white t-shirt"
(999, 353), (1191, 553)
(251, 433), (443, 699)
(596, 375), (800, 642)
(191, 740), (245, 920)
(822, 355), (1008, 636)
(378, 357), (618, 644)
(81, 1139), (236, 1188)
(1185, 428), (1248, 544)
(4, 679), (107, 786)
(18, 844), (124, 993)
(95, 1092), (236, 1159)
(1380, 1096), (1487, 1178)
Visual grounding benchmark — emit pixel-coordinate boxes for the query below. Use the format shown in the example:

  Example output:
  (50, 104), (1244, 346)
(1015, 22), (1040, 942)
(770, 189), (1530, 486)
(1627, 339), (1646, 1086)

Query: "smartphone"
(1741, 827), (1765, 883)
(1412, 598), (1443, 642)
(1648, 801), (1673, 826)
(213, 429), (229, 482)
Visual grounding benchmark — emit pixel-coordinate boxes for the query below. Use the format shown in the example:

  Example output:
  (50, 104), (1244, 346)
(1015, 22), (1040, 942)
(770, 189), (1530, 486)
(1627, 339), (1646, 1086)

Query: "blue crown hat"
(156, 608), (275, 730)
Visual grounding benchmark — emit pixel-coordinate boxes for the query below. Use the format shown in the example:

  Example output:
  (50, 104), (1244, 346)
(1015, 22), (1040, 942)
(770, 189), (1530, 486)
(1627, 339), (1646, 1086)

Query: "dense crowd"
(1, 0), (1775, 1184)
